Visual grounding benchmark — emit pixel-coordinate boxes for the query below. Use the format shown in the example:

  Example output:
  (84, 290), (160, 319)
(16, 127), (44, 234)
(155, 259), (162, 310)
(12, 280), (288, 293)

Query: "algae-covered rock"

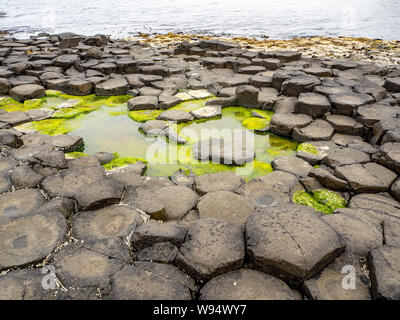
(103, 152), (147, 171)
(128, 109), (162, 122)
(292, 189), (347, 214)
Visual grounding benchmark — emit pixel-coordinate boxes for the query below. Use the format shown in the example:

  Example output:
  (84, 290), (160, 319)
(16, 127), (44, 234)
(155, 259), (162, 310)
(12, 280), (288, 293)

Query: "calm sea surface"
(0, 0), (399, 39)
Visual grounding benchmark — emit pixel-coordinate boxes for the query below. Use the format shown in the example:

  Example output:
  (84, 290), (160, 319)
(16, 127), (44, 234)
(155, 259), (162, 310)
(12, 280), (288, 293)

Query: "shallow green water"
(5, 92), (298, 180)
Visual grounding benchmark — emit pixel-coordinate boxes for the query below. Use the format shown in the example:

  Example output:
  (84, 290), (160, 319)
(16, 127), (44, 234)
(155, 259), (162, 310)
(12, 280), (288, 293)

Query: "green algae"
(170, 98), (214, 112)
(242, 117), (269, 130)
(128, 109), (163, 122)
(45, 90), (63, 97)
(103, 152), (147, 171)
(14, 94), (299, 180)
(297, 142), (318, 154)
(23, 97), (47, 109)
(65, 151), (88, 159)
(105, 95), (132, 107)
(242, 161), (273, 181)
(292, 189), (347, 214)
(26, 119), (76, 136)
(222, 106), (252, 121)
(266, 134), (298, 158)
(52, 106), (97, 119)
(313, 189), (347, 211)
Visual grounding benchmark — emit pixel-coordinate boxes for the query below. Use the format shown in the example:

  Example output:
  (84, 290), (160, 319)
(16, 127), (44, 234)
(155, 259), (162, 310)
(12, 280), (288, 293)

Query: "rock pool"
(8, 91), (298, 180)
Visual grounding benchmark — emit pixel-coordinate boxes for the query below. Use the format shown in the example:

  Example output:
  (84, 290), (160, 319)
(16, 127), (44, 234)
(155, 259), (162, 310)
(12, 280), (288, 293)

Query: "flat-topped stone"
(176, 218), (245, 281)
(335, 163), (397, 193)
(295, 93), (331, 118)
(0, 211), (68, 271)
(197, 190), (255, 226)
(245, 204), (345, 286)
(200, 269), (296, 300)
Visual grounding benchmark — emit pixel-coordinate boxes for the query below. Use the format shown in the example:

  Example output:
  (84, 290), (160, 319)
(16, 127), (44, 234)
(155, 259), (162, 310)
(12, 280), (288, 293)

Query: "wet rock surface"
(0, 32), (399, 300)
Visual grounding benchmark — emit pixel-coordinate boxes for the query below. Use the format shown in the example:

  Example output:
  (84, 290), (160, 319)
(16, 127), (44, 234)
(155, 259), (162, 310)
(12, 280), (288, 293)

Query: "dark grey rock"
(132, 220), (187, 250)
(194, 171), (244, 195)
(0, 188), (46, 220)
(367, 245), (400, 300)
(0, 211), (68, 271)
(200, 269), (296, 300)
(270, 113), (312, 137)
(335, 163), (397, 193)
(197, 190), (255, 226)
(245, 204), (345, 286)
(176, 218), (245, 281)
(72, 205), (142, 260)
(272, 155), (313, 178)
(292, 120), (334, 141)
(295, 93), (331, 118)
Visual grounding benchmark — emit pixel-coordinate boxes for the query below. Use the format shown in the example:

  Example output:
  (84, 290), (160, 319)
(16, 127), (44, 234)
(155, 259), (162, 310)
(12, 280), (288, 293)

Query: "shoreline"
(128, 32), (400, 67)
(2, 29), (400, 67)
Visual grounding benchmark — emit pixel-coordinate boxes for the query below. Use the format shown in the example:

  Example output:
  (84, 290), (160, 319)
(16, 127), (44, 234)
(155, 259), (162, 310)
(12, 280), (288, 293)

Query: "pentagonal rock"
(292, 120), (334, 142)
(200, 269), (296, 300)
(72, 205), (143, 260)
(9, 84), (45, 102)
(271, 156), (313, 178)
(295, 93), (331, 118)
(108, 264), (192, 300)
(0, 211), (68, 270)
(323, 213), (383, 257)
(197, 190), (255, 226)
(194, 171), (244, 195)
(52, 244), (125, 289)
(335, 163), (397, 193)
(237, 180), (291, 208)
(132, 220), (187, 250)
(270, 113), (312, 137)
(176, 218), (245, 281)
(329, 93), (374, 116)
(0, 188), (46, 220)
(245, 204), (345, 286)
(323, 147), (370, 168)
(367, 245), (400, 300)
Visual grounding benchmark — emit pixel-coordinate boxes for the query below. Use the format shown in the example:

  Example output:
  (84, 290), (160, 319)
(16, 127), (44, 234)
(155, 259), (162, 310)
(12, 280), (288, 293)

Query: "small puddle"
(6, 92), (299, 180)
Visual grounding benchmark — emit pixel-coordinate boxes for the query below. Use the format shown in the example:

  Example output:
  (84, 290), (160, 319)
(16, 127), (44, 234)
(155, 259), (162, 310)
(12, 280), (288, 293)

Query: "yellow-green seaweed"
(128, 109), (163, 122)
(292, 189), (347, 214)
(45, 90), (63, 97)
(65, 152), (88, 159)
(26, 119), (75, 136)
(222, 106), (252, 121)
(52, 106), (97, 119)
(242, 117), (269, 130)
(103, 152), (148, 170)
(297, 142), (318, 154)
(105, 95), (132, 107)
(313, 189), (347, 211)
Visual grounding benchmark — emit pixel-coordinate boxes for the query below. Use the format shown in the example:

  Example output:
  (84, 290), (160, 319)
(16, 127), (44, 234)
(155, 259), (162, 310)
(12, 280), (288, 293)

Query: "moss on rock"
(25, 119), (75, 136)
(297, 142), (318, 154)
(45, 90), (63, 97)
(105, 95), (132, 107)
(242, 117), (269, 130)
(313, 189), (347, 211)
(65, 152), (88, 159)
(222, 106), (252, 121)
(103, 152), (147, 170)
(292, 189), (347, 214)
(128, 109), (163, 122)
